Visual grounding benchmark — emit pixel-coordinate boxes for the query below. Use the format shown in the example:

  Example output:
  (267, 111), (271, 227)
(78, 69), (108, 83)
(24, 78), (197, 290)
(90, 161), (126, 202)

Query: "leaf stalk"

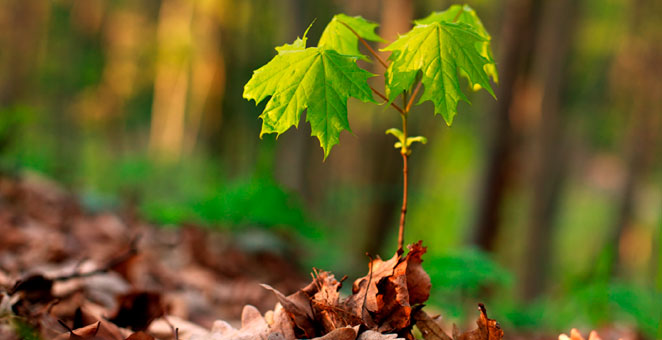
(338, 21), (389, 68)
(370, 86), (405, 115)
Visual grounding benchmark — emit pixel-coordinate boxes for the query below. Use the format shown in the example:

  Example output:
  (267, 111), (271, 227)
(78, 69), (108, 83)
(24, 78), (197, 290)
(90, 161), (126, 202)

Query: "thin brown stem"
(452, 6), (464, 22)
(406, 81), (423, 112)
(396, 108), (409, 256)
(370, 86), (404, 115)
(338, 21), (389, 69)
(397, 149), (409, 256)
(403, 91), (408, 114)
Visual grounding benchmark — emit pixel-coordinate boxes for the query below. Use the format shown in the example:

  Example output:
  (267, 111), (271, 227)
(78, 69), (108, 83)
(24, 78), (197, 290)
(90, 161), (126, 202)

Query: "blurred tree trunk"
(0, 1), (49, 106)
(521, 0), (578, 301)
(360, 0), (414, 256)
(184, 2), (226, 154)
(148, 0), (225, 160)
(274, 0), (312, 199)
(472, 0), (540, 252)
(0, 0), (49, 158)
(607, 0), (661, 276)
(148, 0), (194, 160)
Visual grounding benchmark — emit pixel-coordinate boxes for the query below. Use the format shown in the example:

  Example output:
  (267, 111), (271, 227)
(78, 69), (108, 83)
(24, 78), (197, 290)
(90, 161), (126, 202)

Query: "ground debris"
(0, 173), (507, 340)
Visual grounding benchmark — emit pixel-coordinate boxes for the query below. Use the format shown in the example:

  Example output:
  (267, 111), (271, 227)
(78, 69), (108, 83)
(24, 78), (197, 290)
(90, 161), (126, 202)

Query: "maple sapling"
(244, 5), (497, 256)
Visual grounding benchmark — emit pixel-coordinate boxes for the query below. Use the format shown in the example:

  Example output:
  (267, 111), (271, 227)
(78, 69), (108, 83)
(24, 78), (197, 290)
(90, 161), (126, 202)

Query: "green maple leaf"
(319, 14), (385, 60)
(383, 7), (497, 125)
(415, 4), (498, 84)
(243, 29), (375, 159)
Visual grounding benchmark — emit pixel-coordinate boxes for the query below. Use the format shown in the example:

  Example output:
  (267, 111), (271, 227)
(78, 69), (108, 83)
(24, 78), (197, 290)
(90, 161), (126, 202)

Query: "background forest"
(0, 0), (660, 338)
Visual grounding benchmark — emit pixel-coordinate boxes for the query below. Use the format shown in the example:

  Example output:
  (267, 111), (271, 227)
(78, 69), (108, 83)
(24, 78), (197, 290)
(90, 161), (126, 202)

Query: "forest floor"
(0, 173), (626, 340)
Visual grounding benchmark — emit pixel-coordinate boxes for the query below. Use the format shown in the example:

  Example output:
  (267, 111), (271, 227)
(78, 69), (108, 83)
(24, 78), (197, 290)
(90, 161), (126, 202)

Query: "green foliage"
(383, 17), (495, 125)
(425, 249), (511, 318)
(244, 5), (497, 157)
(319, 14), (385, 60)
(488, 278), (659, 339)
(194, 176), (319, 239)
(414, 4), (498, 83)
(243, 28), (376, 159)
(385, 128), (427, 151)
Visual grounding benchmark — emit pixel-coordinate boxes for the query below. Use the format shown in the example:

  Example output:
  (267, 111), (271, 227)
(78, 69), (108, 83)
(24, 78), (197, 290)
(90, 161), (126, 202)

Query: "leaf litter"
(0, 173), (612, 340)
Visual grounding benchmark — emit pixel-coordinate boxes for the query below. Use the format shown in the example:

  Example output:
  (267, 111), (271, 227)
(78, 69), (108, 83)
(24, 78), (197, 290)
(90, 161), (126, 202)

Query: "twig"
(362, 253), (374, 320)
(370, 86), (404, 115)
(338, 21), (389, 68)
(452, 6), (464, 22)
(163, 313), (178, 340)
(406, 81), (423, 112)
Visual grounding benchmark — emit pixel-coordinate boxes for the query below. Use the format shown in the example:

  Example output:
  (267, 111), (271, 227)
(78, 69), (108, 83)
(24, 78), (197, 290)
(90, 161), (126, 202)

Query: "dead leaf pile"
(256, 243), (504, 340)
(0, 173), (305, 339)
(0, 173), (507, 340)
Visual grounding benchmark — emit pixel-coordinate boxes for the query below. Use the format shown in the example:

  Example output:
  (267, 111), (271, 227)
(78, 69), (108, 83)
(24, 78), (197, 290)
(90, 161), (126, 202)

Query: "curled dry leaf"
(261, 242), (432, 338)
(53, 320), (125, 340)
(454, 304), (503, 340)
(345, 241), (431, 333)
(190, 304), (293, 340)
(414, 304), (503, 340)
(261, 283), (317, 338)
(412, 309), (452, 340)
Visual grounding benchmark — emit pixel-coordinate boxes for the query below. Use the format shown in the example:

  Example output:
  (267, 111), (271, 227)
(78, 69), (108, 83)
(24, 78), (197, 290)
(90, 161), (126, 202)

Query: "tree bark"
(521, 0), (579, 301)
(606, 0), (660, 277)
(472, 0), (540, 252)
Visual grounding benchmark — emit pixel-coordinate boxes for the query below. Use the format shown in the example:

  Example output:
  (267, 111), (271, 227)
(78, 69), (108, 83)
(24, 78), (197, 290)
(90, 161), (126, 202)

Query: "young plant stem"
(397, 92), (410, 256)
(370, 86), (405, 114)
(406, 81), (423, 112)
(341, 21), (414, 256)
(452, 6), (464, 22)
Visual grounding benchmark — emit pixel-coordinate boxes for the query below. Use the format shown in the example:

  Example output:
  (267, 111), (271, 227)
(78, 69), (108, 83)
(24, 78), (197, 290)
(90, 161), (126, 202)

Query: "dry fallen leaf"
(358, 330), (405, 340)
(124, 331), (156, 340)
(412, 309), (452, 340)
(261, 283), (317, 338)
(261, 242), (434, 338)
(190, 305), (287, 340)
(108, 291), (163, 331)
(415, 304), (502, 340)
(54, 320), (125, 340)
(559, 328), (606, 340)
(311, 326), (357, 340)
(454, 304), (503, 340)
(265, 303), (296, 340)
